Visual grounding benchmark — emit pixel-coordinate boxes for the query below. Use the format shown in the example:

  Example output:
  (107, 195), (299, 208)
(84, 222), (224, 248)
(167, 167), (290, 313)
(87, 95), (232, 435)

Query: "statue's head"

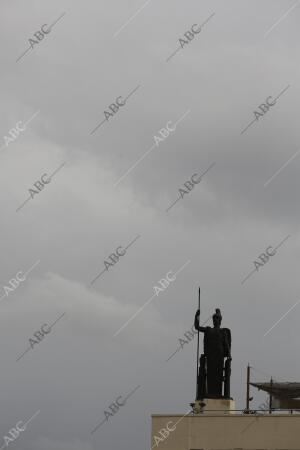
(213, 308), (222, 328)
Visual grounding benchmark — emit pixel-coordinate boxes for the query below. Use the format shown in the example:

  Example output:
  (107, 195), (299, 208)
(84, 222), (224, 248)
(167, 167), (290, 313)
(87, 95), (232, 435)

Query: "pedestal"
(192, 398), (236, 414)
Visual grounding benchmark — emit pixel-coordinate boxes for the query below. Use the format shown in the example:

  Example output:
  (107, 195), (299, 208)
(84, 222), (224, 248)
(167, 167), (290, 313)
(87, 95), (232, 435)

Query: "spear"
(196, 287), (200, 399)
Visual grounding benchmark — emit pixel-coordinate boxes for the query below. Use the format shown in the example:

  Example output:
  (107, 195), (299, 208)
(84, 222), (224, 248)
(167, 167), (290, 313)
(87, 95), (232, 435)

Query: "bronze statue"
(194, 308), (231, 399)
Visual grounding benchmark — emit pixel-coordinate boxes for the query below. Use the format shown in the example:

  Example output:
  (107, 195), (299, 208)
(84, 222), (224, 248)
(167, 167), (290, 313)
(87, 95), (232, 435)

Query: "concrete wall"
(151, 413), (300, 450)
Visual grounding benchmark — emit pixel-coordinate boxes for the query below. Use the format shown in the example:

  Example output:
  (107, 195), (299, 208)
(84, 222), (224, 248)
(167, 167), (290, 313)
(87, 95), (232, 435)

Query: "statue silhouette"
(194, 308), (231, 399)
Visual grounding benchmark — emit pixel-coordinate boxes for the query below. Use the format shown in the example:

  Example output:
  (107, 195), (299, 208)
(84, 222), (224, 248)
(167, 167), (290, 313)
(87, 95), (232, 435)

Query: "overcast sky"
(0, 0), (300, 448)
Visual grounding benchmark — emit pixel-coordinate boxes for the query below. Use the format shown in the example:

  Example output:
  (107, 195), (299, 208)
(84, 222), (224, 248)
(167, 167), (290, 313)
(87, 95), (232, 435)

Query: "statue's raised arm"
(194, 309), (206, 332)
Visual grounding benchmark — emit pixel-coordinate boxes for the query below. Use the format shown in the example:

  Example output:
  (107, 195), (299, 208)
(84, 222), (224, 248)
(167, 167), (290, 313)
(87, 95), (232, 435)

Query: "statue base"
(191, 398), (235, 414)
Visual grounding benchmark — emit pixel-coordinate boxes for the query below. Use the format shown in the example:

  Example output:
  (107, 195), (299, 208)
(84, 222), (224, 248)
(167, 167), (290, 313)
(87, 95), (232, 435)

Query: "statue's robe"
(203, 327), (231, 398)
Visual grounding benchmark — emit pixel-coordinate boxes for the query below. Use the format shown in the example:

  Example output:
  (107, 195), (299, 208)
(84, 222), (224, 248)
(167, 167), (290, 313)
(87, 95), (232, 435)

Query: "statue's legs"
(197, 354), (206, 400)
(206, 355), (223, 398)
